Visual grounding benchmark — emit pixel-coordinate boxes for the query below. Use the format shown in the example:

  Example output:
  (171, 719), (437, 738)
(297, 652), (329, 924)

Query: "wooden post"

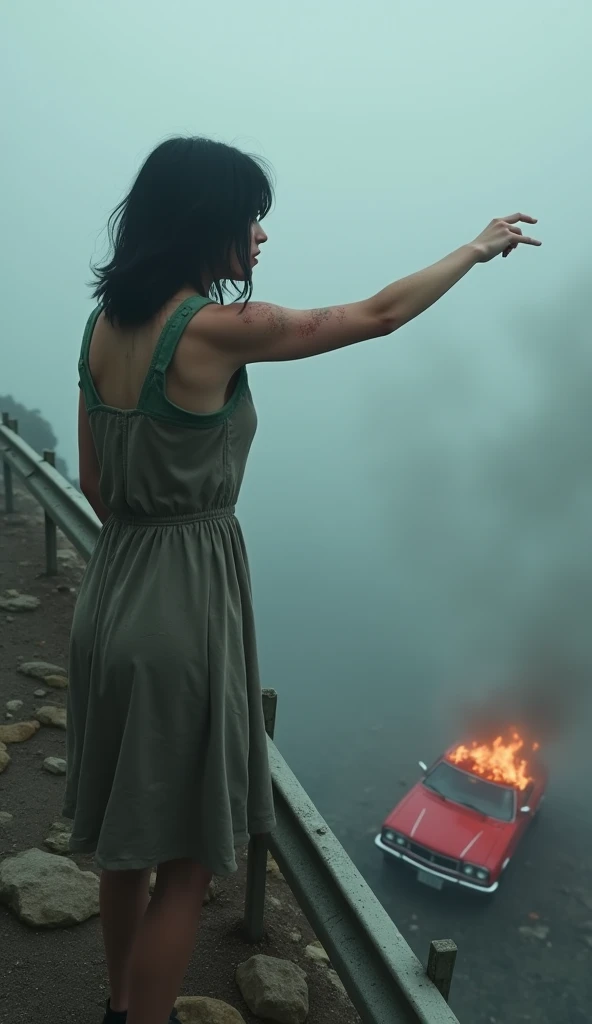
(43, 450), (58, 575)
(427, 939), (457, 1002)
(2, 413), (14, 513)
(244, 688), (278, 942)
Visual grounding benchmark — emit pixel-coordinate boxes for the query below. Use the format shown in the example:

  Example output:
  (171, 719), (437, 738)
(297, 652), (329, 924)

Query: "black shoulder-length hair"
(92, 136), (274, 327)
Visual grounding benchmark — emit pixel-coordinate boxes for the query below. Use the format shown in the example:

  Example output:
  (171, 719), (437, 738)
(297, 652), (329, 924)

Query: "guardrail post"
(2, 413), (15, 513)
(427, 939), (457, 1002)
(42, 450), (58, 575)
(244, 688), (278, 942)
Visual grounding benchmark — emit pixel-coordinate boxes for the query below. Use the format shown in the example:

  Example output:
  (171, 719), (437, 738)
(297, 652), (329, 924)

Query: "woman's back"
(79, 294), (256, 520)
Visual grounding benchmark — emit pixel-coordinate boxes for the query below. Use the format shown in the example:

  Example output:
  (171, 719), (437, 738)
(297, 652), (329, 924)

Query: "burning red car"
(375, 731), (546, 893)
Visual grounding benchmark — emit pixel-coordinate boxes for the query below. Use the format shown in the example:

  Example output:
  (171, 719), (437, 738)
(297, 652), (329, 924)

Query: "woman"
(64, 135), (540, 1024)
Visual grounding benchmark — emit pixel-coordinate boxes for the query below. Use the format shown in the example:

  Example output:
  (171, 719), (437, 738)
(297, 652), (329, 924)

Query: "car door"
(504, 783), (534, 863)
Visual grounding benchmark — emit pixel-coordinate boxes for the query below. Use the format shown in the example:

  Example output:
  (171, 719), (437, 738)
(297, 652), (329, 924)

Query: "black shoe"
(102, 1000), (179, 1023)
(102, 1001), (127, 1024)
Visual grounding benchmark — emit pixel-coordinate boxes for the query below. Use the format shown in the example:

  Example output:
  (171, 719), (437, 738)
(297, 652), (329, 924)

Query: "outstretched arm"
(197, 214), (540, 366)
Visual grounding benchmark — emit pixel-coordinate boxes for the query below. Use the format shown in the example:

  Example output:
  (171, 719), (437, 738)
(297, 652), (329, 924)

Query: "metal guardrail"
(1, 416), (461, 1024)
(1, 413), (100, 563)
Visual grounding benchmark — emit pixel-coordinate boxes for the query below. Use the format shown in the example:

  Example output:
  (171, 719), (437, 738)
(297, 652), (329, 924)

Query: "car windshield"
(423, 761), (516, 822)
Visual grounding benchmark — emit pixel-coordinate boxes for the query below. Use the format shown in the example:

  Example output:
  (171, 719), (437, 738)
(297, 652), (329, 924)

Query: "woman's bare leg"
(126, 858), (212, 1024)
(100, 867), (152, 1013)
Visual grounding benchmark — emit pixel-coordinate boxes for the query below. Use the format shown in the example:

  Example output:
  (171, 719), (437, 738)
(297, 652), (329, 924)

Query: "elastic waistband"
(109, 506), (236, 526)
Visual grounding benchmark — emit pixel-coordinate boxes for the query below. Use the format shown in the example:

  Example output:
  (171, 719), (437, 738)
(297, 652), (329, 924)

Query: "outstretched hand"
(471, 214), (541, 263)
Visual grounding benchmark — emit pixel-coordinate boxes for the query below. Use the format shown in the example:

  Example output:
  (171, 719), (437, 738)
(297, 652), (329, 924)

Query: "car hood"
(385, 783), (513, 868)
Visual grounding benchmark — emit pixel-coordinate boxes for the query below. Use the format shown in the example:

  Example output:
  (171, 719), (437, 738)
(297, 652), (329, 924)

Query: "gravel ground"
(0, 489), (360, 1024)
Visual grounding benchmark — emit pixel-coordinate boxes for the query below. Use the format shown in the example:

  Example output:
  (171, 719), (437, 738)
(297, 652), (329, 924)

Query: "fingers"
(502, 213), (538, 225)
(505, 223), (541, 248)
(502, 234), (541, 258)
(514, 235), (542, 247)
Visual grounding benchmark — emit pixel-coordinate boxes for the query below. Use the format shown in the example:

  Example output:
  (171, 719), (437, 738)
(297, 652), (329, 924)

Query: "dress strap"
(137, 295), (213, 410)
(152, 295), (213, 373)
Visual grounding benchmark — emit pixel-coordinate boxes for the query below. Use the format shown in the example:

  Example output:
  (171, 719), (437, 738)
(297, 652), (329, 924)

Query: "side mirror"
(520, 805), (531, 814)
(419, 761), (427, 773)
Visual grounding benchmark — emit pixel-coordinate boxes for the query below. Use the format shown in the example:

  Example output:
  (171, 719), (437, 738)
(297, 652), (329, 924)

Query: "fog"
(2, 2), (592, 1017)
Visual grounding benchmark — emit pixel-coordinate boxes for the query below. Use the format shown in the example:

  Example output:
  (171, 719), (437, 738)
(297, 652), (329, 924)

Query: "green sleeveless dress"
(63, 295), (276, 875)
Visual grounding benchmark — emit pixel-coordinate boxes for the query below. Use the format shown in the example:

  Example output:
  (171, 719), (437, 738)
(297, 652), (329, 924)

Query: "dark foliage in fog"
(0, 394), (76, 487)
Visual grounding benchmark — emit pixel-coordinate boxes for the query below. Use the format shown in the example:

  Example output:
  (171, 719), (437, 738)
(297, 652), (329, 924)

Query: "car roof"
(436, 754), (520, 793)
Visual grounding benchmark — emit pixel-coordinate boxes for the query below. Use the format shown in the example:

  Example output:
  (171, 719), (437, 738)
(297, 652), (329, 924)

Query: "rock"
(18, 661), (66, 682)
(0, 720), (40, 744)
(43, 756), (67, 776)
(57, 549), (81, 569)
(203, 879), (216, 904)
(45, 674), (68, 690)
(176, 996), (246, 1023)
(5, 714), (13, 720)
(0, 591), (40, 612)
(327, 969), (348, 999)
(0, 742), (10, 773)
(236, 955), (308, 1024)
(267, 895), (282, 910)
(44, 822), (73, 855)
(6, 700), (23, 713)
(289, 930), (302, 944)
(519, 924), (550, 941)
(305, 940), (330, 964)
(34, 689), (47, 698)
(266, 854), (285, 882)
(35, 706), (67, 730)
(0, 812), (14, 825)
(0, 848), (99, 927)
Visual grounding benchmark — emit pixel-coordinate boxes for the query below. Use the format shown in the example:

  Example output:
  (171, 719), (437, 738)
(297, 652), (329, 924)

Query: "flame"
(447, 730), (538, 791)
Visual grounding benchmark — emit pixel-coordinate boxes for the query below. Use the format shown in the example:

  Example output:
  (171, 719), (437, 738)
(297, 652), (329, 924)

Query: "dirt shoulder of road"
(0, 487), (360, 1024)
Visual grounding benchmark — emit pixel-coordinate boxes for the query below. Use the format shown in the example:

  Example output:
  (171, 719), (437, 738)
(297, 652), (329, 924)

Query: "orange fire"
(447, 730), (539, 791)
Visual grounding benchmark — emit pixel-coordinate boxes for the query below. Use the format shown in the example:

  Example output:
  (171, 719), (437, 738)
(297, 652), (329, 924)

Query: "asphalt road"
(298, 717), (592, 1024)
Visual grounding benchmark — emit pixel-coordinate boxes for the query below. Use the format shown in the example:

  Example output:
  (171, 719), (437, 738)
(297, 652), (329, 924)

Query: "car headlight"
(383, 830), (407, 847)
(463, 863), (490, 883)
